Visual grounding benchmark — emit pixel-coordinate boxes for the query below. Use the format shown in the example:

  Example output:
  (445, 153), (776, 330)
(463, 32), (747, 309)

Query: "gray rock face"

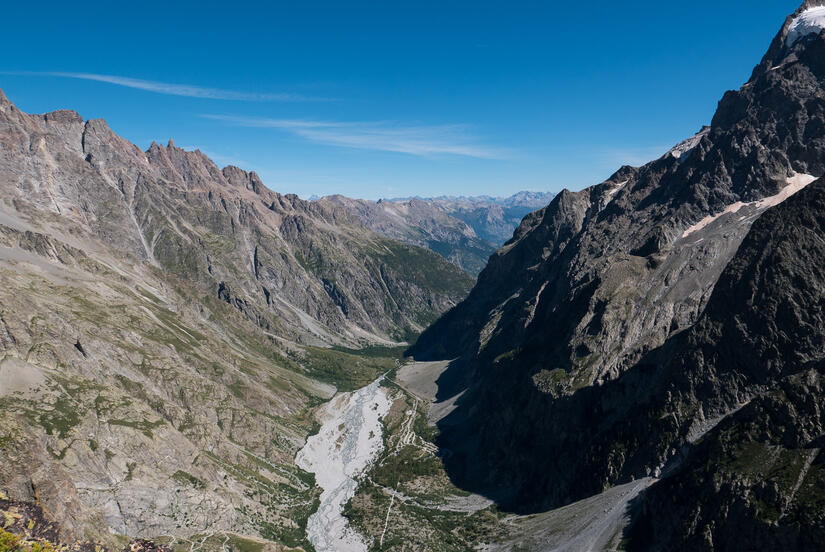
(628, 177), (825, 551)
(410, 0), (825, 514)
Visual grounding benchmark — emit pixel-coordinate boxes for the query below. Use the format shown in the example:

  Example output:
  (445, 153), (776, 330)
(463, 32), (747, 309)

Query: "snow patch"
(668, 128), (710, 160)
(296, 376), (392, 552)
(786, 6), (825, 46)
(682, 173), (817, 238)
(606, 180), (627, 198)
(599, 180), (628, 210)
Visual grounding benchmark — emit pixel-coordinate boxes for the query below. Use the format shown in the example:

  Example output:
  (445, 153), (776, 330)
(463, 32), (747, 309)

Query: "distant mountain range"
(321, 191), (555, 275)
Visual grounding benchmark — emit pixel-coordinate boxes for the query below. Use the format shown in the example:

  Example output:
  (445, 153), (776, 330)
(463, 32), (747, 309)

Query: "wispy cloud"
(203, 114), (508, 159)
(2, 71), (321, 102)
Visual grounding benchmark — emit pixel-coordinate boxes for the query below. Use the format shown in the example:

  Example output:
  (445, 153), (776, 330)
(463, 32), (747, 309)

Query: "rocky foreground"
(0, 496), (170, 552)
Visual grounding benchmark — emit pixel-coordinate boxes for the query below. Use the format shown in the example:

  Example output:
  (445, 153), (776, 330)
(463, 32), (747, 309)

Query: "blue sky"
(0, 1), (801, 199)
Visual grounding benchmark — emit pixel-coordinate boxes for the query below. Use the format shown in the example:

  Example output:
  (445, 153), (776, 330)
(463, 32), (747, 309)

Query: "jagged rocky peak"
(751, 1), (825, 75)
(141, 139), (269, 198)
(222, 164), (264, 193)
(83, 118), (150, 170)
(787, 1), (825, 46)
(146, 137), (228, 189)
(0, 85), (474, 351)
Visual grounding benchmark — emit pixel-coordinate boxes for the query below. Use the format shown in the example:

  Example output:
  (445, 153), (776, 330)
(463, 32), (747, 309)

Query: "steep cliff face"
(626, 176), (825, 551)
(410, 2), (825, 513)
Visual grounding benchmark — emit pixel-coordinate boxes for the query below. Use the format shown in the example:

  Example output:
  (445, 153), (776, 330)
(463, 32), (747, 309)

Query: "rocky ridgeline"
(0, 89), (472, 346)
(409, 1), (825, 546)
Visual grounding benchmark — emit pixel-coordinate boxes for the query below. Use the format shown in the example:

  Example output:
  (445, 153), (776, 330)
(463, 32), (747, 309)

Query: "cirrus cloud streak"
(2, 71), (321, 102)
(202, 114), (509, 159)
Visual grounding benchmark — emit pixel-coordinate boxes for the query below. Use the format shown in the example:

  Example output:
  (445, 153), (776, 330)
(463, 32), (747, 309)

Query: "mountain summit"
(408, 3), (825, 547)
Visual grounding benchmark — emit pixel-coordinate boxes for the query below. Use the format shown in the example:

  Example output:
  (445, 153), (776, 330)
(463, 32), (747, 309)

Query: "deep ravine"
(296, 375), (392, 551)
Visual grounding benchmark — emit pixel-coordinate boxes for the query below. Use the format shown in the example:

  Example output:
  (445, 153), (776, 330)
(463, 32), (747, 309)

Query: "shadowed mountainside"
(410, 1), (825, 526)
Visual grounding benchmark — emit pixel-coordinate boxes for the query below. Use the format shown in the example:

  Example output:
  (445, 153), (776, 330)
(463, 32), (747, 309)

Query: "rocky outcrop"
(410, 0), (825, 516)
(0, 497), (170, 552)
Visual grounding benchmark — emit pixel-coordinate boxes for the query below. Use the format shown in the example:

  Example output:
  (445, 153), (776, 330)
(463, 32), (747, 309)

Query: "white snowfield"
(682, 172), (817, 238)
(295, 376), (392, 552)
(786, 6), (825, 46)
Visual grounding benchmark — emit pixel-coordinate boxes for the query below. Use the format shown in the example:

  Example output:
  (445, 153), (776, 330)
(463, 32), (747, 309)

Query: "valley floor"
(314, 359), (652, 551)
(296, 375), (392, 551)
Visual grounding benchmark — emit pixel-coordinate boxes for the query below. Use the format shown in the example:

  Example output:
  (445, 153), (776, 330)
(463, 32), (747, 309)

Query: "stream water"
(295, 375), (392, 551)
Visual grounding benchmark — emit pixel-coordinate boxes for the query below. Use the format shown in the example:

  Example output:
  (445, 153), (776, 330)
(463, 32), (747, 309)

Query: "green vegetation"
(35, 398), (81, 439)
(792, 456), (825, 519)
(225, 535), (265, 552)
(493, 347), (523, 365)
(107, 418), (166, 439)
(345, 480), (505, 551)
(331, 344), (408, 359)
(162, 532), (272, 552)
(372, 446), (443, 488)
(201, 450), (320, 551)
(172, 470), (206, 489)
(299, 346), (399, 391)
(0, 528), (58, 552)
(767, 449), (809, 492)
(372, 239), (474, 300)
(342, 384), (507, 550)
(531, 368), (568, 395)
(389, 325), (421, 345)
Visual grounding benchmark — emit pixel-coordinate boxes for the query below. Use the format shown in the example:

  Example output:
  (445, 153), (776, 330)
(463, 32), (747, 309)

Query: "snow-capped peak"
(786, 6), (825, 46)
